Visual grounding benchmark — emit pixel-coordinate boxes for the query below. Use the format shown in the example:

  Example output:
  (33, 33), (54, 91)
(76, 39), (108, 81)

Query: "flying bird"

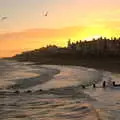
(43, 11), (48, 16)
(1, 16), (7, 21)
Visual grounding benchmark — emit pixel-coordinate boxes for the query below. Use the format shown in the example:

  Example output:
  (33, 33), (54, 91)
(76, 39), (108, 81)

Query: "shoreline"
(27, 58), (120, 74)
(2, 58), (120, 90)
(3, 62), (60, 90)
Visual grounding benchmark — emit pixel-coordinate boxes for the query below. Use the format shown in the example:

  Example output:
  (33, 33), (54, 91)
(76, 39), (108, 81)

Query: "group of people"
(93, 80), (120, 88)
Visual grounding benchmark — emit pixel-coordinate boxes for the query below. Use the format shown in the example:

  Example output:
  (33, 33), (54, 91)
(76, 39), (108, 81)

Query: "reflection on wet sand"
(0, 61), (120, 120)
(0, 90), (100, 120)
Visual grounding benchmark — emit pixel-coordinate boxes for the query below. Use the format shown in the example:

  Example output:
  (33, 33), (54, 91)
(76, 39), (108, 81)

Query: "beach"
(0, 59), (120, 120)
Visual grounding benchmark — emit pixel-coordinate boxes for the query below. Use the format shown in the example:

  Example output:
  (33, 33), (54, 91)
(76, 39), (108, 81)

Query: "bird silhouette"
(1, 16), (7, 21)
(43, 11), (48, 16)
(45, 11), (48, 16)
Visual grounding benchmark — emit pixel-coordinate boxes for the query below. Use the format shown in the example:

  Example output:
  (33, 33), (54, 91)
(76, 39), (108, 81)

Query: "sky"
(0, 0), (120, 57)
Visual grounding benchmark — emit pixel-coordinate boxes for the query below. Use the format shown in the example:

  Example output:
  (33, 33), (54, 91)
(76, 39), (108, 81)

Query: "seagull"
(43, 11), (48, 16)
(45, 11), (48, 16)
(1, 16), (7, 21)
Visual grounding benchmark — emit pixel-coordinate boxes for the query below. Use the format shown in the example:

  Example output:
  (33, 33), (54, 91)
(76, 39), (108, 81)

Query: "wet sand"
(0, 60), (120, 120)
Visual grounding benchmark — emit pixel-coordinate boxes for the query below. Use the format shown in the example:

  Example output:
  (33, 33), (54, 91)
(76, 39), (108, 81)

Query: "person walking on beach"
(102, 81), (106, 88)
(113, 81), (116, 86)
(93, 83), (96, 88)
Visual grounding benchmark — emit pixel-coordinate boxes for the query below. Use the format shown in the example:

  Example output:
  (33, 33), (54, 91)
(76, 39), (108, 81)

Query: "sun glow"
(85, 35), (102, 41)
(0, 0), (120, 57)
(75, 25), (115, 41)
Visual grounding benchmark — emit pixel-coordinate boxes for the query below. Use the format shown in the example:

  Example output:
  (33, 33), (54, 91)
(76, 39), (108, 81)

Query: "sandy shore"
(0, 60), (120, 120)
(33, 57), (120, 74)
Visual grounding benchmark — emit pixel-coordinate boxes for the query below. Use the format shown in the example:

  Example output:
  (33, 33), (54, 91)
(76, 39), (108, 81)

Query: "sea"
(0, 59), (120, 120)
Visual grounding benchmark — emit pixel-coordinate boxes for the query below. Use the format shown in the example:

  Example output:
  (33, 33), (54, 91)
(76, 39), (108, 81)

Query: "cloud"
(0, 26), (84, 40)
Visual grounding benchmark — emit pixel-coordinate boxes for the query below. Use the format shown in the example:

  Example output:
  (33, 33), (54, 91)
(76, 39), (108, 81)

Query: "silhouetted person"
(113, 81), (116, 86)
(14, 90), (20, 94)
(93, 84), (96, 88)
(81, 85), (85, 89)
(25, 90), (32, 93)
(39, 89), (43, 92)
(112, 81), (120, 87)
(102, 81), (106, 88)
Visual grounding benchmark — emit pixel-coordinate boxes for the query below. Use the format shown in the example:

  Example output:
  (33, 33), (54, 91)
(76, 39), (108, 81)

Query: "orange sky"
(0, 0), (120, 57)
